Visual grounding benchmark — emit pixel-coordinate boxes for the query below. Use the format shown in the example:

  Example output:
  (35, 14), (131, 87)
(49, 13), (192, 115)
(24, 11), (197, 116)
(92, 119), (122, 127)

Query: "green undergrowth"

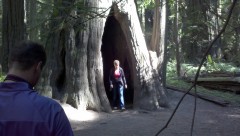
(167, 60), (240, 106)
(0, 75), (5, 82)
(167, 78), (240, 106)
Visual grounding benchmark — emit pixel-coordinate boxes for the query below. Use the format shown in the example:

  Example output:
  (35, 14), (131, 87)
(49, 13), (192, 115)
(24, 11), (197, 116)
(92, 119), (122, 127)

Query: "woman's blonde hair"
(113, 60), (120, 66)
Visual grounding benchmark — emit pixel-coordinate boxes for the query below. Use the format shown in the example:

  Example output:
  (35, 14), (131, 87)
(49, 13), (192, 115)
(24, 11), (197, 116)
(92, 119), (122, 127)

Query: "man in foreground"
(0, 41), (74, 136)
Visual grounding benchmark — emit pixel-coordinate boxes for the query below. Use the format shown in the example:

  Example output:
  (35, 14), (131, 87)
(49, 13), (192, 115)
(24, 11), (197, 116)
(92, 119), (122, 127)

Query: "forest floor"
(62, 90), (240, 136)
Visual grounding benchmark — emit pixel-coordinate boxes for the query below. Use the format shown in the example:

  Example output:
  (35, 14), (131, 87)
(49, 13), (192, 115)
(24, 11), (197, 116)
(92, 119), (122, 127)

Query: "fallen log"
(167, 86), (230, 106)
(185, 77), (240, 94)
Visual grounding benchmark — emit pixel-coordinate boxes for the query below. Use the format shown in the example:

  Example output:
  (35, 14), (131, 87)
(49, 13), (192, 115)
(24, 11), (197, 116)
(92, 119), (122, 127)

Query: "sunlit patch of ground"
(61, 104), (99, 121)
(228, 114), (240, 118)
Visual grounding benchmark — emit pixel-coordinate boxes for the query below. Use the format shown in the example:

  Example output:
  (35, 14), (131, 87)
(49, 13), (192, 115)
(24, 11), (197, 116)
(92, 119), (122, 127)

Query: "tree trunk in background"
(1, 0), (25, 72)
(149, 0), (160, 51)
(158, 0), (169, 88)
(148, 0), (169, 105)
(38, 0), (53, 45)
(181, 0), (209, 63)
(208, 0), (222, 59)
(232, 1), (240, 62)
(25, 0), (38, 41)
(135, 0), (145, 35)
(173, 0), (181, 77)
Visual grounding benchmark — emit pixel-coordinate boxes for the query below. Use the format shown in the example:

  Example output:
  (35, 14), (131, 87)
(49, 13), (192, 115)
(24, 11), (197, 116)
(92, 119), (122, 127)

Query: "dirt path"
(67, 90), (240, 136)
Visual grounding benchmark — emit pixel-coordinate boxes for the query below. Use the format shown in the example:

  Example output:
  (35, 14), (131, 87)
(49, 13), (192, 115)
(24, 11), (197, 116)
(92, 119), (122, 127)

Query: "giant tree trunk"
(38, 0), (112, 112)
(1, 0), (25, 72)
(66, 1), (112, 111)
(38, 0), (169, 111)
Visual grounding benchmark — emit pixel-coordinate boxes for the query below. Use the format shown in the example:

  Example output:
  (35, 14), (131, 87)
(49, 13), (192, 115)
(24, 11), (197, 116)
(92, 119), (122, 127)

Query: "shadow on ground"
(68, 90), (240, 136)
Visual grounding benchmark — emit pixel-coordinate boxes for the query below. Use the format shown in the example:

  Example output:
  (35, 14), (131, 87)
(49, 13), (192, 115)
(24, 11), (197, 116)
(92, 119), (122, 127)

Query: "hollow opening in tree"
(101, 15), (134, 109)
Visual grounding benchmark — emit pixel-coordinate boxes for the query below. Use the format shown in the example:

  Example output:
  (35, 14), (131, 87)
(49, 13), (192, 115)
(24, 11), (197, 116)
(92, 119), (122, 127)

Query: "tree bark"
(173, 0), (181, 77)
(181, 0), (209, 62)
(158, 0), (169, 88)
(150, 0), (160, 51)
(147, 0), (169, 106)
(112, 0), (169, 109)
(38, 0), (112, 112)
(207, 0), (222, 59)
(38, 0), (169, 111)
(1, 0), (25, 72)
(25, 0), (38, 41)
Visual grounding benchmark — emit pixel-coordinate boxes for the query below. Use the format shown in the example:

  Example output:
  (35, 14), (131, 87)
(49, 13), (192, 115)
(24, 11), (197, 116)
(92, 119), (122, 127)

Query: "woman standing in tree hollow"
(109, 60), (127, 110)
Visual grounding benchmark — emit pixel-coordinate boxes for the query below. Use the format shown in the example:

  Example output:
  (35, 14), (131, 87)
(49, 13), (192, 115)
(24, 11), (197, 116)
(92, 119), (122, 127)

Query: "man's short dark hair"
(9, 40), (47, 70)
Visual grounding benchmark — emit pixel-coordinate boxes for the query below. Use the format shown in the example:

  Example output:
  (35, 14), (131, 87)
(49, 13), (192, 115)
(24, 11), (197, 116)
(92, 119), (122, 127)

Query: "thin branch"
(155, 0), (237, 135)
(190, 86), (197, 136)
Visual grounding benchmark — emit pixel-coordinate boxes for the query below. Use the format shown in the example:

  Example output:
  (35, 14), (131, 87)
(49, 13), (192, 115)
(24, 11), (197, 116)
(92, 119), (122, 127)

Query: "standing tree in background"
(25, 0), (38, 41)
(229, 1), (240, 64)
(149, 0), (169, 89)
(181, 0), (209, 63)
(207, 0), (221, 59)
(173, 0), (181, 77)
(1, 0), (25, 72)
(150, 0), (160, 52)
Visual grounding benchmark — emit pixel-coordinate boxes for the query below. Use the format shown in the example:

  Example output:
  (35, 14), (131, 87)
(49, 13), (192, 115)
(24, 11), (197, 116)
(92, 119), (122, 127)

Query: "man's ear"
(36, 61), (43, 71)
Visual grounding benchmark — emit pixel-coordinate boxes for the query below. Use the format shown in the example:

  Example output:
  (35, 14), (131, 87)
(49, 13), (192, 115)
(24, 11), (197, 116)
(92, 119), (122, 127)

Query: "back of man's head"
(9, 41), (47, 71)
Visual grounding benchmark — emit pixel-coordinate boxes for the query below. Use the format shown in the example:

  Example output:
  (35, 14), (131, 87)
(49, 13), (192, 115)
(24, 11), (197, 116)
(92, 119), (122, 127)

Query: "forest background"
(0, 0), (240, 112)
